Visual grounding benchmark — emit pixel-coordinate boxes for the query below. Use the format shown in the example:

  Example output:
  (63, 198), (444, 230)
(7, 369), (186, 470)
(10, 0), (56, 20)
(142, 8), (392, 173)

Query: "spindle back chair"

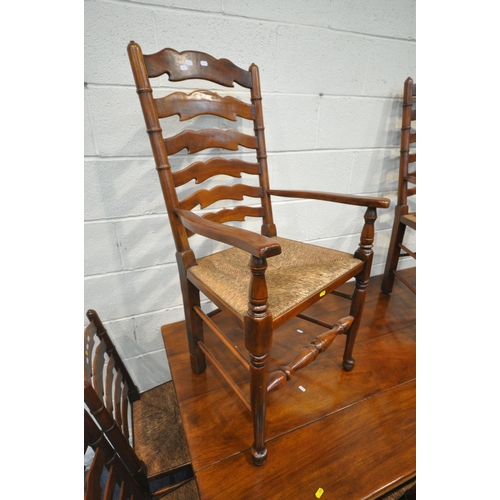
(127, 41), (390, 466)
(381, 77), (416, 294)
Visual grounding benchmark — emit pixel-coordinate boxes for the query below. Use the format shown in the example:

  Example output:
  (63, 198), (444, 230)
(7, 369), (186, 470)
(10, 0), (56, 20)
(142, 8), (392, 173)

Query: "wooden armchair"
(381, 77), (416, 294)
(127, 42), (390, 466)
(84, 309), (199, 499)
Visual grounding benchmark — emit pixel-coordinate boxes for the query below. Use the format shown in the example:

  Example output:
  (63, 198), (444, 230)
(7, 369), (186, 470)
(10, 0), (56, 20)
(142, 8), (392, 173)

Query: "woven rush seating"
(190, 237), (363, 322)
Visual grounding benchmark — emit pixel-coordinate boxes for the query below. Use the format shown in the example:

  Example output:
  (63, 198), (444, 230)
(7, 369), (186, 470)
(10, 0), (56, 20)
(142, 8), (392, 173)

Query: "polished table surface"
(161, 269), (416, 499)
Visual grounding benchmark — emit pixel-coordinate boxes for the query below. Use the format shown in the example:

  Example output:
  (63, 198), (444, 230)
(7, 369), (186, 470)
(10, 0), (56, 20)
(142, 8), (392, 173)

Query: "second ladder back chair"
(85, 408), (148, 500)
(381, 77), (416, 294)
(127, 41), (390, 466)
(84, 309), (199, 498)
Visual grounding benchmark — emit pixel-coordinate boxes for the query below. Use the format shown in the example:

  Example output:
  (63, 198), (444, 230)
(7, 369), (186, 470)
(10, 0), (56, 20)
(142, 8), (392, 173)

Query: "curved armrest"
(269, 189), (390, 209)
(175, 208), (282, 259)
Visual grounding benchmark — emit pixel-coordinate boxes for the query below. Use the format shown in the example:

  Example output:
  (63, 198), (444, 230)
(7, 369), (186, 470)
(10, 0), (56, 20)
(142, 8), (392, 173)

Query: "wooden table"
(161, 270), (416, 499)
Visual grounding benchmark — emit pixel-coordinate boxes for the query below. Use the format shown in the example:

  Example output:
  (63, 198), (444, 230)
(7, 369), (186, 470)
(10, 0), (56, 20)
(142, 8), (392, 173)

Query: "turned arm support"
(267, 315), (354, 393)
(175, 208), (281, 259)
(269, 189), (390, 209)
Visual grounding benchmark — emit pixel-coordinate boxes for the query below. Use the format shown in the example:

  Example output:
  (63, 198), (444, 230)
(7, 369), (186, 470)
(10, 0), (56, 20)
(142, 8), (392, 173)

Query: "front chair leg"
(248, 350), (269, 465)
(245, 256), (273, 466)
(343, 206), (377, 371)
(343, 275), (367, 370)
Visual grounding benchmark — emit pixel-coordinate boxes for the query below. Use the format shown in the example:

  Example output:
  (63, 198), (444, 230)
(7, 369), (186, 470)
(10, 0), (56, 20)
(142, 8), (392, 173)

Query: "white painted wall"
(84, 0), (416, 391)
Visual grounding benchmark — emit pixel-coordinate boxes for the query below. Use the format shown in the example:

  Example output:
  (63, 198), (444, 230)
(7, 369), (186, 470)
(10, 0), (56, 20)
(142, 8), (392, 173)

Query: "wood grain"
(164, 129), (258, 155)
(143, 48), (253, 88)
(155, 91), (255, 122)
(159, 270), (415, 497)
(128, 40), (412, 490)
(195, 381), (415, 500)
(172, 158), (260, 187)
(179, 184), (262, 211)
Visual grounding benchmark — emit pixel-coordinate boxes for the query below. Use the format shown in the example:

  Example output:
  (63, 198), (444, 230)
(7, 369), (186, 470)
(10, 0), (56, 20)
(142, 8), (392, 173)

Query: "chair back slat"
(103, 466), (118, 500)
(179, 184), (263, 211)
(172, 158), (259, 187)
(117, 481), (134, 500)
(143, 48), (253, 88)
(85, 446), (105, 500)
(104, 354), (116, 412)
(202, 206), (264, 225)
(155, 90), (255, 121)
(121, 381), (130, 440)
(164, 128), (257, 155)
(113, 368), (123, 429)
(93, 341), (107, 400)
(85, 322), (97, 382)
(184, 206), (264, 238)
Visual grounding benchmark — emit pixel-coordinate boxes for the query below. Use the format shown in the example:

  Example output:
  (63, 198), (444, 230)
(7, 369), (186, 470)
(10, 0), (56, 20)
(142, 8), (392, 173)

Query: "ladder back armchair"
(127, 41), (390, 466)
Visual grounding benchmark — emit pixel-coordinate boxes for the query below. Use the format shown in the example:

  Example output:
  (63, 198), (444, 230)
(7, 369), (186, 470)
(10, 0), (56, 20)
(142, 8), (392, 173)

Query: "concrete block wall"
(84, 0), (416, 390)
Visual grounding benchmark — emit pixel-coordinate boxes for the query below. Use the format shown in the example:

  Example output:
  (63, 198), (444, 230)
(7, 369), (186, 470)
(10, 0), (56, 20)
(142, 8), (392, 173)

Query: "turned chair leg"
(249, 351), (269, 466)
(245, 255), (273, 466)
(343, 275), (367, 371)
(343, 206), (377, 370)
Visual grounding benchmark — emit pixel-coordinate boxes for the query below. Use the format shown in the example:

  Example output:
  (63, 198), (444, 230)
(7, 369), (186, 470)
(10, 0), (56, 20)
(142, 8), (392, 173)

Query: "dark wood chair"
(381, 77), (416, 294)
(127, 41), (390, 466)
(84, 309), (200, 499)
(85, 408), (148, 500)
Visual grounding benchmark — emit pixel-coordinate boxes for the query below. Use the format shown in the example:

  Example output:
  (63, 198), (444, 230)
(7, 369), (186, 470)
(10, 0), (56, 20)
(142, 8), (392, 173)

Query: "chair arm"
(269, 189), (390, 209)
(175, 208), (282, 259)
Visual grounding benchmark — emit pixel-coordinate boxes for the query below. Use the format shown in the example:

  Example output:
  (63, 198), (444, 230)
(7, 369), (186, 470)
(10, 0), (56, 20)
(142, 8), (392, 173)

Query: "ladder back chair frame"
(381, 77), (416, 294)
(127, 41), (390, 466)
(85, 408), (148, 500)
(84, 309), (196, 497)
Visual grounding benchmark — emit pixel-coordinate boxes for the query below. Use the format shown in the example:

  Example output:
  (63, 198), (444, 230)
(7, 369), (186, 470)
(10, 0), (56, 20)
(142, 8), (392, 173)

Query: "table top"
(161, 270), (416, 499)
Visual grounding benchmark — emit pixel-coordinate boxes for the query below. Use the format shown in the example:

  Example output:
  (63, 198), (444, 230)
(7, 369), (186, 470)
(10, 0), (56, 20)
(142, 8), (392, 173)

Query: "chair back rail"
(381, 77), (416, 295)
(84, 313), (135, 442)
(398, 77), (416, 205)
(127, 41), (277, 259)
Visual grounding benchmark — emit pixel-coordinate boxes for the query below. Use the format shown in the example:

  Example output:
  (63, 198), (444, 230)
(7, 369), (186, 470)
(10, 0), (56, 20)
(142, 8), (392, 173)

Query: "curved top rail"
(143, 47), (253, 88)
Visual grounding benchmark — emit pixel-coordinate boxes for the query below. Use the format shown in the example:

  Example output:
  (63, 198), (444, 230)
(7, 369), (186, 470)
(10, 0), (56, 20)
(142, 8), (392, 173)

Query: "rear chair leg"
(177, 251), (206, 374)
(183, 282), (206, 375)
(381, 205), (407, 294)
